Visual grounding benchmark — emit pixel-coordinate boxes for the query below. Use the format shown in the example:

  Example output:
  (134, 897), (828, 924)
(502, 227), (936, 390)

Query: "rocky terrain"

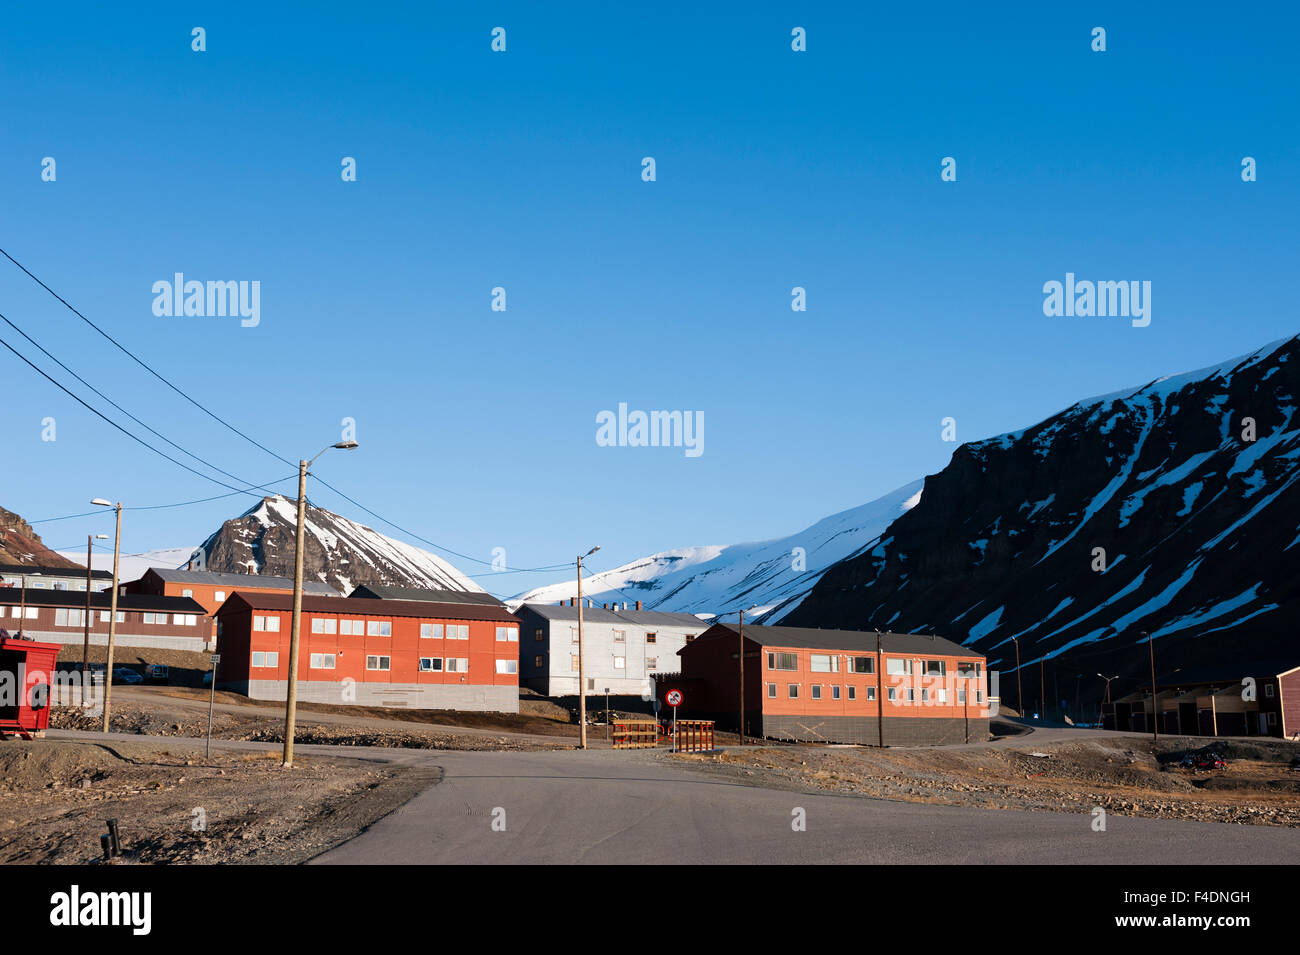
(0, 505), (81, 568)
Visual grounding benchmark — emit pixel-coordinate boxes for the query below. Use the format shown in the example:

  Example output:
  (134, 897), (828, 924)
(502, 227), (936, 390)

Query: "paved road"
(311, 748), (1300, 865)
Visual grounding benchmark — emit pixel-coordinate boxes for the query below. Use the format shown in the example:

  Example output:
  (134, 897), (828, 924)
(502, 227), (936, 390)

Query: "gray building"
(1, 563), (113, 593)
(513, 602), (707, 697)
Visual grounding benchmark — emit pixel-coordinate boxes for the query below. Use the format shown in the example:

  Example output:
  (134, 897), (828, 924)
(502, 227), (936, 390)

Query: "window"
(810, 654), (839, 673)
(767, 683), (776, 698)
(767, 652), (798, 671)
(420, 623), (443, 639)
(143, 612), (160, 625)
(13, 607), (37, 620)
(958, 689), (967, 703)
(832, 685), (841, 700)
(788, 684), (800, 699)
(957, 661), (980, 678)
(309, 653), (336, 669)
(419, 657), (442, 672)
(55, 608), (86, 627)
(612, 655), (626, 669)
(253, 615), (280, 632)
(887, 687), (897, 701)
(367, 620), (392, 637)
(447, 624), (469, 640)
(685, 634), (696, 643)
(646, 632), (657, 644)
(1267, 712), (1278, 726)
(214, 590), (226, 602)
(496, 659), (518, 674)
(976, 691), (984, 703)
(535, 628), (544, 642)
(647, 657), (657, 669)
(613, 629), (626, 643)
(251, 651), (279, 668)
(98, 610), (123, 623)
(921, 660), (946, 676)
(446, 658), (469, 672)
(496, 626), (518, 641)
(182, 588), (193, 598)
(906, 688), (916, 702)
(886, 658), (912, 675)
(311, 617), (337, 634)
(850, 656), (874, 674)
(534, 655), (545, 668)
(937, 689), (947, 703)
(174, 613), (197, 626)
(1265, 684), (1275, 698)
(811, 685), (822, 700)
(848, 686), (856, 701)
(571, 655), (579, 672)
(866, 687), (876, 701)
(365, 655), (391, 671)
(340, 619), (364, 635)
(921, 689), (930, 702)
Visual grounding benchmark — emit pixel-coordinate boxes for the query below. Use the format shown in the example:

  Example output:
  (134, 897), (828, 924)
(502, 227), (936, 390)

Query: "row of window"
(767, 651), (982, 677)
(561, 628), (686, 644)
(296, 618), (517, 640)
(768, 682), (985, 703)
(33, 607), (197, 627)
(252, 653), (516, 675)
(181, 588), (227, 601)
(568, 655), (655, 671)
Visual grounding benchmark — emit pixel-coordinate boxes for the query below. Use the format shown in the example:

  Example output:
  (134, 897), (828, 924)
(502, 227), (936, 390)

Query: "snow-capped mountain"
(191, 495), (485, 597)
(510, 480), (925, 619)
(55, 546), (197, 582)
(786, 335), (1300, 687)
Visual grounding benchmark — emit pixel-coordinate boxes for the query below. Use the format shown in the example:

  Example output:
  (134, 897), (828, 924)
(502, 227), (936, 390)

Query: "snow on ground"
(55, 546), (197, 583)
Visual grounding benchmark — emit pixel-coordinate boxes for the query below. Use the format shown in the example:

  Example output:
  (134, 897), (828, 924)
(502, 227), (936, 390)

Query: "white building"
(0, 562), (113, 593)
(513, 601), (707, 697)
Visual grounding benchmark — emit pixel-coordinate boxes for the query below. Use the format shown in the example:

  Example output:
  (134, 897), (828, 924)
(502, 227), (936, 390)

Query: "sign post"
(206, 653), (221, 762)
(665, 688), (683, 752)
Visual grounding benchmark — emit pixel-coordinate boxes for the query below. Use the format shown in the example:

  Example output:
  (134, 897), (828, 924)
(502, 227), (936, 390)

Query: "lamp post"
(90, 500), (121, 733)
(1011, 636), (1023, 718)
(1145, 630), (1158, 741)
(82, 533), (108, 702)
(576, 545), (599, 750)
(1098, 673), (1118, 727)
(282, 440), (358, 768)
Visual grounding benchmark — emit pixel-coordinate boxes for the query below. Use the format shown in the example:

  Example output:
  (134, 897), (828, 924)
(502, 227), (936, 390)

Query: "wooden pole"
(577, 557), (587, 749)
(101, 503), (122, 733)
(876, 631), (885, 747)
(282, 461), (308, 766)
(82, 535), (93, 705)
(1146, 631), (1158, 741)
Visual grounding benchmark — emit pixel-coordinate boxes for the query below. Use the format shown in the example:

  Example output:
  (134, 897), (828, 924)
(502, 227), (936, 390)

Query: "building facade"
(513, 602), (705, 697)
(215, 592), (522, 712)
(1, 563), (114, 593)
(126, 568), (339, 639)
(670, 623), (990, 746)
(1104, 661), (1299, 738)
(0, 588), (212, 653)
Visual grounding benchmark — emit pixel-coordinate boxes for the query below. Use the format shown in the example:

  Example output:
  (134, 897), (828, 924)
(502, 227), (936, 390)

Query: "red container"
(0, 636), (61, 738)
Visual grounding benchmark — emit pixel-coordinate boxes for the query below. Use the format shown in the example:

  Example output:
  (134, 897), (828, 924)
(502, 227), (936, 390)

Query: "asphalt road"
(310, 748), (1300, 865)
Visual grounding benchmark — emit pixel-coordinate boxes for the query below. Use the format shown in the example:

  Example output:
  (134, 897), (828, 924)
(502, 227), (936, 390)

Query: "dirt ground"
(666, 735), (1300, 827)
(0, 738), (439, 864)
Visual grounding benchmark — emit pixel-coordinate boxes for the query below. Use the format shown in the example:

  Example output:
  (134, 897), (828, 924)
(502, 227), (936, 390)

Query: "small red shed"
(0, 633), (61, 739)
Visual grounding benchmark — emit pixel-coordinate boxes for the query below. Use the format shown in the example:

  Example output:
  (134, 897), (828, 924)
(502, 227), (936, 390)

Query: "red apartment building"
(0, 588), (211, 655)
(126, 568), (338, 640)
(671, 623), (990, 745)
(215, 592), (521, 712)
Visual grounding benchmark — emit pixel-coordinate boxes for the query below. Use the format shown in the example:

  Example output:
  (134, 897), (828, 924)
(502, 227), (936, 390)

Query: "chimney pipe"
(635, 601), (642, 611)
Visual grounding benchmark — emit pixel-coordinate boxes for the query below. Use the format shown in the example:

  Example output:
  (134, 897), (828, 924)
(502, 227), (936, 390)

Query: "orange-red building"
(215, 591), (521, 712)
(669, 623), (990, 745)
(126, 568), (338, 640)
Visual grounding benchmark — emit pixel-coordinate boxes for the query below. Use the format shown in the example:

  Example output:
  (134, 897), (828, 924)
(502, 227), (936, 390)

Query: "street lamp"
(82, 533), (109, 689)
(282, 440), (359, 767)
(1098, 673), (1119, 727)
(90, 499), (122, 733)
(576, 545), (599, 750)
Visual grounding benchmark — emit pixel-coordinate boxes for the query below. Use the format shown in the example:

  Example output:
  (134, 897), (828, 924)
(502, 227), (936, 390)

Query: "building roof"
(0, 589), (208, 614)
(1154, 659), (1300, 687)
(144, 567), (338, 595)
(0, 562), (113, 580)
(516, 603), (707, 628)
(218, 591), (520, 623)
(698, 623), (981, 658)
(349, 584), (504, 607)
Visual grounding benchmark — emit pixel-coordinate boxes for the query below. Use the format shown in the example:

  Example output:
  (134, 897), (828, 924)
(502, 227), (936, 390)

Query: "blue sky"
(2, 2), (1296, 597)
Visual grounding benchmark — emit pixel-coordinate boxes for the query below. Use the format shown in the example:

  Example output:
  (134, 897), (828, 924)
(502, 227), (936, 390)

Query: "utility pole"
(82, 535), (93, 704)
(18, 575), (26, 638)
(101, 502), (122, 733)
(282, 440), (358, 768)
(1039, 658), (1046, 722)
(1098, 673), (1119, 726)
(876, 630), (885, 748)
(1011, 637), (1023, 718)
(737, 608), (747, 746)
(576, 545), (599, 750)
(1146, 630), (1158, 741)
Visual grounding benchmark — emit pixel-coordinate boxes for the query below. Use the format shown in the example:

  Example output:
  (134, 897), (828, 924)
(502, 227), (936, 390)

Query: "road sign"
(665, 689), (683, 707)
(210, 653), (221, 664)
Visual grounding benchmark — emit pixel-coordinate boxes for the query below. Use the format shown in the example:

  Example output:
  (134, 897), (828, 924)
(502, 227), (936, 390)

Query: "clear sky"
(2, 2), (1296, 597)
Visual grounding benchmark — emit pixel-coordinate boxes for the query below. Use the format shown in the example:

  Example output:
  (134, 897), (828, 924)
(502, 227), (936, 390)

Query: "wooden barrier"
(673, 720), (715, 753)
(612, 719), (661, 749)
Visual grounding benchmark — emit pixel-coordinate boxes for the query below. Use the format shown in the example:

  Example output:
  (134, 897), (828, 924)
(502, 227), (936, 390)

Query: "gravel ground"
(0, 738), (440, 864)
(664, 735), (1300, 827)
